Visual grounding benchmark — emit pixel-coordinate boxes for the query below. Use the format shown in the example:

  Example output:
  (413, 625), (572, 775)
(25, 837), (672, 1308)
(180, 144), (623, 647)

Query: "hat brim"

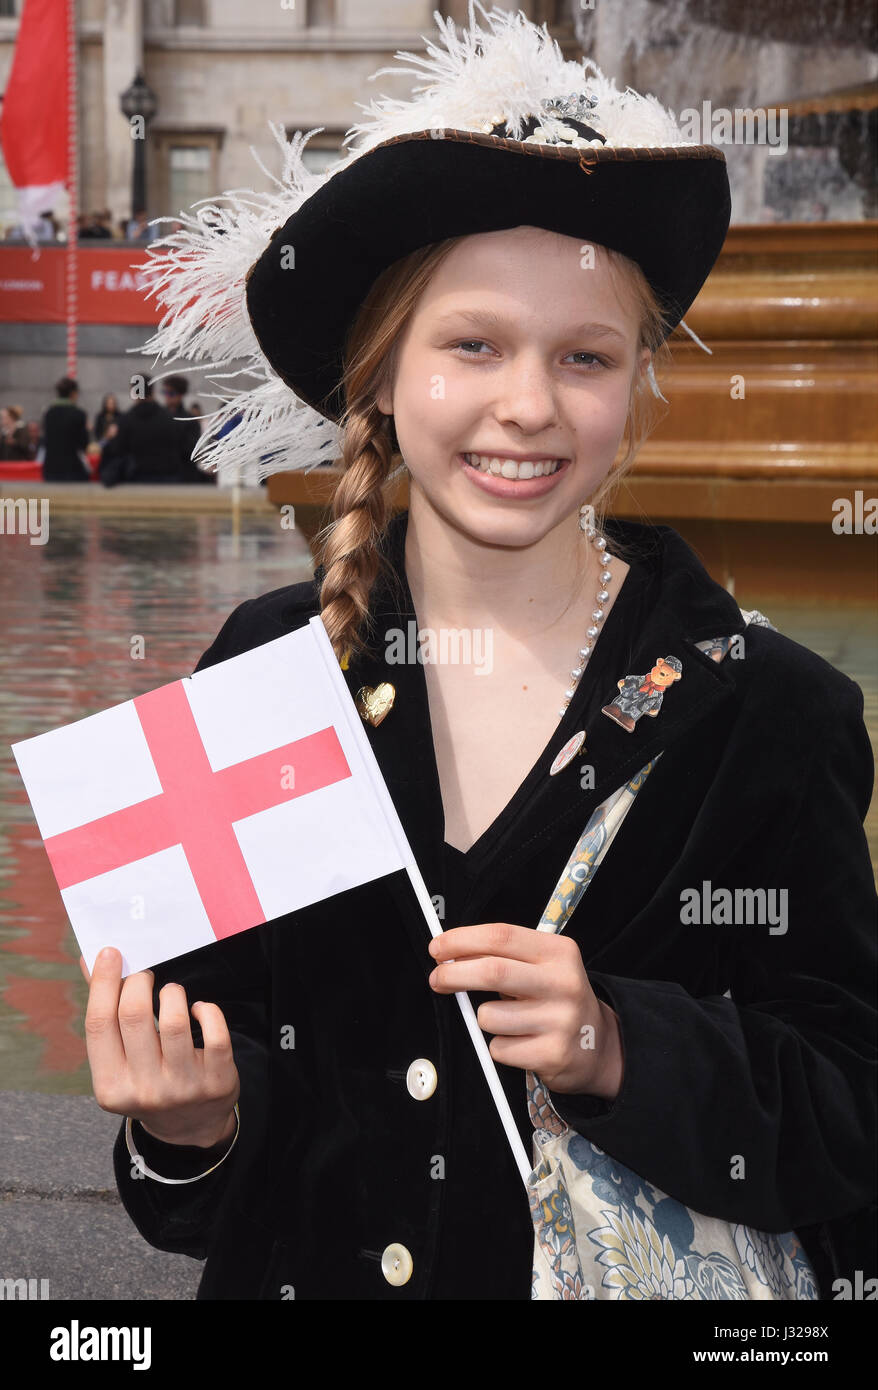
(244, 130), (731, 422)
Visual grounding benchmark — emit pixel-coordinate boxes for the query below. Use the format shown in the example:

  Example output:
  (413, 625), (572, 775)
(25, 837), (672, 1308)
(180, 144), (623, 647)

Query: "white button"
(406, 1058), (437, 1100)
(381, 1243), (413, 1286)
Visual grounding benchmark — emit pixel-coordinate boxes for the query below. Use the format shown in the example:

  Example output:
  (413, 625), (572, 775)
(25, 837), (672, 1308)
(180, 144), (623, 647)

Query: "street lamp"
(119, 70), (159, 230)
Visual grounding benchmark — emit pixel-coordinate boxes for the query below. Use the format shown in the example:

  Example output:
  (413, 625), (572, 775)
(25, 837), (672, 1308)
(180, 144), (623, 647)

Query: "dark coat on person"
(100, 400), (197, 484)
(166, 407), (211, 483)
(93, 409), (122, 444)
(0, 424), (32, 461)
(41, 400), (90, 481)
(112, 511), (877, 1300)
(176, 411), (205, 480)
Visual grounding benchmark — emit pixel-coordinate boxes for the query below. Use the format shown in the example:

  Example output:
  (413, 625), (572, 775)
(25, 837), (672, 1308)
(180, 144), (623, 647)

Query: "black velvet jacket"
(113, 513), (877, 1300)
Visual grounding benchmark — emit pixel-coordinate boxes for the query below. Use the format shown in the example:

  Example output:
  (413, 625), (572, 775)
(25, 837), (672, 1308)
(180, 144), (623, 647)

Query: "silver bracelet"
(124, 1105), (240, 1185)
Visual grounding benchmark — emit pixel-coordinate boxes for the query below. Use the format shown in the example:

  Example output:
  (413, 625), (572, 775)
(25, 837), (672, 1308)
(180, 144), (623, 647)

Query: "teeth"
(465, 453), (563, 479)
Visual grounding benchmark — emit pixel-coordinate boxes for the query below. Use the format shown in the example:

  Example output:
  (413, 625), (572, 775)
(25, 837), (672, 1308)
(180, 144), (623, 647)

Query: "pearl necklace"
(558, 503), (614, 719)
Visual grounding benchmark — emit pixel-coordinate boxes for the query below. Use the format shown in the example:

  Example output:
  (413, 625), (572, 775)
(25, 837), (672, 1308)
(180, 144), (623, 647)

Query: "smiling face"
(375, 226), (650, 550)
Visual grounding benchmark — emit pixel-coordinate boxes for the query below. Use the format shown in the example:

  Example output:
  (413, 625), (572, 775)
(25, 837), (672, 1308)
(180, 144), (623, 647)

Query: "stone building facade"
(0, 0), (574, 423)
(0, 0), (574, 233)
(0, 0), (872, 427)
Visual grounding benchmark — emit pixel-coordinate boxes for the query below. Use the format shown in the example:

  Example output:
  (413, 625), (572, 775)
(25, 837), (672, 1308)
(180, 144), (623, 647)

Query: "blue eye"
(452, 341), (608, 369)
(566, 352), (608, 369)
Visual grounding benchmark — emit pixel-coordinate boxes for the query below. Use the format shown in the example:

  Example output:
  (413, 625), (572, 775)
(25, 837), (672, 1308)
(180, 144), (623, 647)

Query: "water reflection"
(0, 513), (312, 1094)
(0, 515), (875, 1092)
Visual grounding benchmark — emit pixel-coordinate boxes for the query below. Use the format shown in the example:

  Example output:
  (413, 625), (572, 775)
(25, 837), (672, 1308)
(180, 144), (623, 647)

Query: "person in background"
(126, 210), (152, 242)
(25, 419), (41, 459)
(41, 377), (90, 481)
(0, 405), (33, 460)
(99, 379), (193, 485)
(78, 212), (105, 240)
(95, 210), (116, 239)
(6, 208), (56, 242)
(161, 375), (215, 485)
(93, 394), (122, 445)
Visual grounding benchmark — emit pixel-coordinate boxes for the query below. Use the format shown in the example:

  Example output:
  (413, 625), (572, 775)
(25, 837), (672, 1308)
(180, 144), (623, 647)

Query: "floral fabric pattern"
(529, 1131), (817, 1301)
(528, 612), (818, 1301)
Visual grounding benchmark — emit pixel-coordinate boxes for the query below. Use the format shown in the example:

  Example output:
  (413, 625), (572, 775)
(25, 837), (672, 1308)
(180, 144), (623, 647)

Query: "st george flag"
(11, 619), (417, 977)
(12, 616), (536, 1186)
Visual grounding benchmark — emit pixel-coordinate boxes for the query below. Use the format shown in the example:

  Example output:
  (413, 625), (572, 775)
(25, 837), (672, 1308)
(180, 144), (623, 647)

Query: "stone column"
(102, 0), (144, 222)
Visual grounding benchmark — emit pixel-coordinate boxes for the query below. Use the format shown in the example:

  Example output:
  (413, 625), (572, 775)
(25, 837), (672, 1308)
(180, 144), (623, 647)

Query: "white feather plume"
(345, 1), (686, 152)
(129, 122), (343, 485)
(129, 2), (690, 486)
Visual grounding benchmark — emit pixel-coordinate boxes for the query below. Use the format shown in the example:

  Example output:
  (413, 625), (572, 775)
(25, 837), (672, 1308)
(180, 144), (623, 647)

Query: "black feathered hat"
(132, 2), (731, 483)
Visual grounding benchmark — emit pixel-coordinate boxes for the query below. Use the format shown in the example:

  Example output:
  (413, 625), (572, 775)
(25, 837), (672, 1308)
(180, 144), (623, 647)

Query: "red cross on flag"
(11, 619), (416, 977)
(11, 616), (538, 1189)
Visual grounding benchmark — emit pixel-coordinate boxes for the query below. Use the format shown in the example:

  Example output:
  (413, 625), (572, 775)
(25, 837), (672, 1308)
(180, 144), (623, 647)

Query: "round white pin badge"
(549, 729), (586, 776)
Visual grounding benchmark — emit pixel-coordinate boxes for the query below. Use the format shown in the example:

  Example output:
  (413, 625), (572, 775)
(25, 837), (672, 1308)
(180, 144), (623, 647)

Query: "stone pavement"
(0, 1091), (202, 1300)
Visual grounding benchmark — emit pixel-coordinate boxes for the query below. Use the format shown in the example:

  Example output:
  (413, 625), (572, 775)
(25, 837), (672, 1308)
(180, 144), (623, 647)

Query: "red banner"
(0, 0), (69, 189)
(0, 246), (165, 324)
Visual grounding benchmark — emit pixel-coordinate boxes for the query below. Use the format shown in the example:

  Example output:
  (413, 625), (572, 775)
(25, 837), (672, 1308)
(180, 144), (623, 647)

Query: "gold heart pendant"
(355, 682), (396, 727)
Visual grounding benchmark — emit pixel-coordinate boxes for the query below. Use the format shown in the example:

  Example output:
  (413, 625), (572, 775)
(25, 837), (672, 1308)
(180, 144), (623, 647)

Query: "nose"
(490, 351), (559, 436)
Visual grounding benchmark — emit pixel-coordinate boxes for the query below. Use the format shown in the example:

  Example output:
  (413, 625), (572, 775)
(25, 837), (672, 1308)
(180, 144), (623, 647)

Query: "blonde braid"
(312, 237), (465, 668)
(314, 405), (401, 667)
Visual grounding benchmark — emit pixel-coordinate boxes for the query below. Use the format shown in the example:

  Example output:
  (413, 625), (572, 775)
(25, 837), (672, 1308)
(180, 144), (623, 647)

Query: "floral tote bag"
(527, 615), (819, 1301)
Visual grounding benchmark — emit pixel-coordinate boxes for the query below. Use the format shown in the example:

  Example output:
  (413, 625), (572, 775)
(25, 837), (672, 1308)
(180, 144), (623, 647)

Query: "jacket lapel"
(341, 624), (447, 914)
(313, 509), (748, 936)
(475, 590), (744, 893)
(461, 519), (749, 911)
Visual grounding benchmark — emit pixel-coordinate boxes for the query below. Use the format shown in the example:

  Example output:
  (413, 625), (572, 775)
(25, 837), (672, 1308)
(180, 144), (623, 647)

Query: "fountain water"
(570, 0), (877, 221)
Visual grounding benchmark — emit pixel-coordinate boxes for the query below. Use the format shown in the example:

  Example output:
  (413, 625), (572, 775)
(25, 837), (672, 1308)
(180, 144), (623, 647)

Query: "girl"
(81, 5), (875, 1300)
(93, 393), (122, 447)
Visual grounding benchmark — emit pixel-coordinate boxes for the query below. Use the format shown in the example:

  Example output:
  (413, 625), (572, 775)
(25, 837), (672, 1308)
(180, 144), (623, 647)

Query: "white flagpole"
(402, 849), (533, 1187)
(309, 617), (533, 1189)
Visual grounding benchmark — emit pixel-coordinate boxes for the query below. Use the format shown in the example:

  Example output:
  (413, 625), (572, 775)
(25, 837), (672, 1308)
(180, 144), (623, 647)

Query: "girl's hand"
(80, 947), (240, 1148)
(428, 923), (624, 1099)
